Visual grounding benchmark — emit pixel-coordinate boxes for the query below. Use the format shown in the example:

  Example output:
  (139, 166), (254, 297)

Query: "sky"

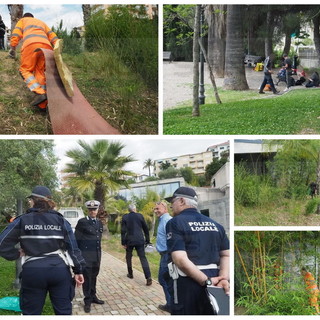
(52, 137), (228, 178)
(0, 5), (83, 32)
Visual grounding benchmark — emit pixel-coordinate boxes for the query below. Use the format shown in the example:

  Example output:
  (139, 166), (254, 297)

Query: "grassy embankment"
(235, 198), (320, 226)
(0, 50), (157, 135)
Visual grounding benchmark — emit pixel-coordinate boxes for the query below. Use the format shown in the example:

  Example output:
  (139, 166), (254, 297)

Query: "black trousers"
(20, 256), (74, 315)
(83, 260), (101, 305)
(126, 245), (151, 279)
(259, 73), (277, 93)
(0, 37), (4, 50)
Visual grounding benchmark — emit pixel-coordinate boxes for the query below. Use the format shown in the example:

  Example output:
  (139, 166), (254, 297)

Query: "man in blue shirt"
(165, 187), (229, 315)
(154, 201), (172, 313)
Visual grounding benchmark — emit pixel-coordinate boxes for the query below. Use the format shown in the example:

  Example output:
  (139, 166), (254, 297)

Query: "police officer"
(121, 204), (152, 285)
(0, 186), (85, 315)
(165, 187), (230, 315)
(75, 200), (104, 313)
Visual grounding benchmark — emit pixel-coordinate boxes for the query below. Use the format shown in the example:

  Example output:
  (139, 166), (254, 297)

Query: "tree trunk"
(192, 5), (201, 116)
(313, 15), (320, 67)
(223, 5), (249, 90)
(94, 181), (110, 236)
(198, 38), (222, 104)
(82, 4), (92, 26)
(8, 5), (23, 31)
(264, 8), (273, 58)
(206, 5), (227, 78)
(282, 31), (292, 57)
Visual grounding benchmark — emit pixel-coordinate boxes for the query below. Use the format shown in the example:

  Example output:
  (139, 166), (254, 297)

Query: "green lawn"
(164, 89), (320, 135)
(103, 234), (160, 278)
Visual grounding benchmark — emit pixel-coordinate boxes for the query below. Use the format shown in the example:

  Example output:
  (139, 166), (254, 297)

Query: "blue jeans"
(158, 253), (171, 306)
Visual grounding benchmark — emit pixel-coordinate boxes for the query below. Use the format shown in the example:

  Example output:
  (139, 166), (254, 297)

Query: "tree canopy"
(0, 140), (58, 214)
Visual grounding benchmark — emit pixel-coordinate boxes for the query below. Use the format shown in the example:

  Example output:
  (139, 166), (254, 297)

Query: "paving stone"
(72, 251), (169, 316)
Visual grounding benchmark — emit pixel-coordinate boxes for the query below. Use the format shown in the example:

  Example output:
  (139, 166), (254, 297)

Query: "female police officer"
(0, 186), (86, 315)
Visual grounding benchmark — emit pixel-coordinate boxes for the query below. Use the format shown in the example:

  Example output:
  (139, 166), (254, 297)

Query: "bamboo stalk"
(235, 242), (258, 299)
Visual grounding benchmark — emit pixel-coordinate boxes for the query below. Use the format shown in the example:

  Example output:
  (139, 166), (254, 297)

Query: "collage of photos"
(0, 2), (319, 319)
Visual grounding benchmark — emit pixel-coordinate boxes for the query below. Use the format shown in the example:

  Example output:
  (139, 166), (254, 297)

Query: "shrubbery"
(85, 6), (158, 89)
(235, 164), (281, 207)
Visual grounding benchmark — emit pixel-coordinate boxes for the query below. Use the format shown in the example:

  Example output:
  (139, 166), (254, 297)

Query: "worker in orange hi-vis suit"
(9, 12), (58, 109)
(301, 267), (320, 314)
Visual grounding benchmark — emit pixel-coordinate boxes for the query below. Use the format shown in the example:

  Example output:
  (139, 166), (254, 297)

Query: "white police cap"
(85, 200), (100, 209)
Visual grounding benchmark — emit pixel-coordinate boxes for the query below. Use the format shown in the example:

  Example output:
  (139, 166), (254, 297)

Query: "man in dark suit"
(75, 200), (104, 313)
(121, 204), (152, 286)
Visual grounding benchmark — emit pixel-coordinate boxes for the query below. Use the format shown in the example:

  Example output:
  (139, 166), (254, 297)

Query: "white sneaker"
(283, 88), (289, 92)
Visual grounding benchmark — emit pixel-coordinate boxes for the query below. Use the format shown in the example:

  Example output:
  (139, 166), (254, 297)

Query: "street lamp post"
(199, 5), (205, 105)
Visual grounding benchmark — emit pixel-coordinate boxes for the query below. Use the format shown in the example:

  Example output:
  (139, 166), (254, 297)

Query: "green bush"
(85, 6), (158, 89)
(235, 164), (279, 207)
(236, 286), (313, 315)
(305, 198), (320, 215)
(52, 20), (82, 55)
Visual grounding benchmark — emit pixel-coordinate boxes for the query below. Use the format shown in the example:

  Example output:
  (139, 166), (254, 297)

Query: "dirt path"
(0, 51), (51, 134)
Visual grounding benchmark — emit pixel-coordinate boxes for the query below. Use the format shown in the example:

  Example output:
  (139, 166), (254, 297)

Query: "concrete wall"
(299, 47), (319, 69)
(195, 187), (230, 234)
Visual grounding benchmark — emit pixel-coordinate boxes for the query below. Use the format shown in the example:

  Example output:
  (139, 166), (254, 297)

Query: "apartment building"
(154, 141), (229, 176)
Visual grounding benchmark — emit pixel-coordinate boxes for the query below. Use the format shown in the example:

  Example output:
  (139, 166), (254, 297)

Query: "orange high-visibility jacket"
(304, 272), (320, 293)
(10, 17), (58, 51)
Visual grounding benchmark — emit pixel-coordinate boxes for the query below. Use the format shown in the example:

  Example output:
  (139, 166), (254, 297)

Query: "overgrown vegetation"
(235, 231), (320, 315)
(235, 140), (320, 226)
(85, 5), (158, 89)
(164, 89), (320, 134)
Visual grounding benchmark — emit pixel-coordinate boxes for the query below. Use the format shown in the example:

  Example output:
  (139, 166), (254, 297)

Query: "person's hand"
(210, 276), (224, 285)
(122, 245), (127, 249)
(74, 274), (84, 287)
(216, 279), (230, 295)
(19, 248), (25, 257)
(8, 48), (16, 59)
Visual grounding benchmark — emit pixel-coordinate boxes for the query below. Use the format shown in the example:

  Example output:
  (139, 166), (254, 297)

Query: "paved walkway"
(163, 61), (288, 109)
(72, 251), (169, 315)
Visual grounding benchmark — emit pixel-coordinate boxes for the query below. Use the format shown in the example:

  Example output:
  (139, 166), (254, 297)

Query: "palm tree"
(64, 140), (136, 232)
(82, 5), (91, 26)
(143, 158), (154, 176)
(223, 5), (249, 90)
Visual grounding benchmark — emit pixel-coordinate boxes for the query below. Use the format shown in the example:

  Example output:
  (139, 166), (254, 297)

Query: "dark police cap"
(85, 200), (100, 209)
(165, 187), (198, 203)
(27, 186), (52, 200)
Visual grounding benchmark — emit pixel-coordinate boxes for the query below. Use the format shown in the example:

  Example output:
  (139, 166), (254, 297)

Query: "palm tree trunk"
(313, 15), (320, 67)
(95, 181), (110, 236)
(82, 5), (91, 26)
(192, 5), (201, 116)
(223, 5), (249, 90)
(206, 5), (227, 78)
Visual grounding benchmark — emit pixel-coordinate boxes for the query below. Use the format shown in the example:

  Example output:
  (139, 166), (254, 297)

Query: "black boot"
(31, 93), (47, 106)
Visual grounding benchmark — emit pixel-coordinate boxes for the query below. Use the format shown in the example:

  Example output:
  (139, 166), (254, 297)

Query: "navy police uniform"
(0, 207), (86, 315)
(166, 208), (229, 315)
(121, 211), (151, 280)
(75, 205), (103, 306)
